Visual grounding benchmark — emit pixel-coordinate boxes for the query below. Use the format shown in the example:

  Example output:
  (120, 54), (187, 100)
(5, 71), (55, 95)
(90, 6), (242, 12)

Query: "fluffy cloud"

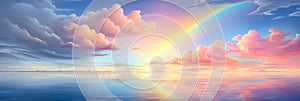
(61, 4), (156, 50)
(78, 4), (155, 37)
(169, 28), (300, 70)
(0, 0), (76, 68)
(61, 24), (117, 50)
(0, 1), (155, 68)
(167, 40), (253, 68)
(227, 28), (300, 62)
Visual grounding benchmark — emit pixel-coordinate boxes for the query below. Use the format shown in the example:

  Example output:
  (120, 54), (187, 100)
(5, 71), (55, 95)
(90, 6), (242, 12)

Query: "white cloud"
(249, 0), (300, 15)
(188, 0), (300, 18)
(289, 11), (300, 17)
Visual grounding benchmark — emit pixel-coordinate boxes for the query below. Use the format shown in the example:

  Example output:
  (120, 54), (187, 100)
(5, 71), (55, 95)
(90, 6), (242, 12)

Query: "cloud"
(167, 28), (300, 70)
(263, 4), (300, 20)
(79, 4), (155, 37)
(61, 4), (156, 50)
(227, 28), (300, 63)
(131, 47), (140, 51)
(289, 11), (300, 17)
(127, 10), (142, 20)
(61, 24), (117, 50)
(189, 0), (300, 18)
(1, 19), (48, 45)
(55, 8), (76, 12)
(167, 40), (254, 68)
(59, 41), (80, 48)
(0, 1), (155, 68)
(0, 0), (76, 63)
(167, 57), (182, 65)
(90, 54), (109, 57)
(249, 0), (300, 15)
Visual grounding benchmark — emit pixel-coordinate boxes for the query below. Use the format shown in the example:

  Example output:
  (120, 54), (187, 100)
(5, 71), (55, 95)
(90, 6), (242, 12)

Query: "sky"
(0, 0), (300, 72)
(1, 0), (300, 101)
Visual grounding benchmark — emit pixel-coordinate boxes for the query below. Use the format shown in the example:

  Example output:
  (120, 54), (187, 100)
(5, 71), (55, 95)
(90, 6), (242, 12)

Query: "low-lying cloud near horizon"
(168, 28), (300, 70)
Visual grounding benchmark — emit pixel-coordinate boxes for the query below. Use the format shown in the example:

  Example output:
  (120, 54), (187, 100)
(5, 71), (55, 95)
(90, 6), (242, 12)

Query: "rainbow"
(187, 1), (250, 34)
(157, 1), (250, 57)
(129, 1), (251, 61)
(127, 1), (251, 99)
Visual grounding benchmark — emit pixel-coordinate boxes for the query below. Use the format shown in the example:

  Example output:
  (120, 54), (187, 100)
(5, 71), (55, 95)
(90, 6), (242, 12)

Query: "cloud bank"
(0, 1), (155, 68)
(227, 28), (300, 69)
(169, 28), (300, 70)
(167, 40), (252, 68)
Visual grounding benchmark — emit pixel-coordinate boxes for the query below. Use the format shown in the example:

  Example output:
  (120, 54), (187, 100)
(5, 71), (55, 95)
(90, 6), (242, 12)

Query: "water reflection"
(0, 70), (299, 101)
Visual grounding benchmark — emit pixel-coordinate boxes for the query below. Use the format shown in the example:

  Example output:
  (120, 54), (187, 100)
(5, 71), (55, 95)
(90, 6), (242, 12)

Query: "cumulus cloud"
(0, 1), (155, 68)
(167, 27), (300, 70)
(227, 28), (300, 62)
(61, 24), (117, 50)
(167, 40), (253, 68)
(62, 4), (156, 50)
(167, 57), (182, 65)
(78, 4), (155, 37)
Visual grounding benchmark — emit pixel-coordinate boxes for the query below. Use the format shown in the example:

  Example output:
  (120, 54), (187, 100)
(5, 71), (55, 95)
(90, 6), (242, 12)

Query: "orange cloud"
(100, 18), (120, 37)
(131, 47), (140, 51)
(79, 4), (155, 37)
(61, 24), (117, 50)
(127, 10), (142, 20)
(61, 4), (156, 51)
(166, 57), (181, 65)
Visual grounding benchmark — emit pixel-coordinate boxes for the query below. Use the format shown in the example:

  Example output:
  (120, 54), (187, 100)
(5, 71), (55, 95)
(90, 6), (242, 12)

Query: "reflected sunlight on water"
(0, 70), (299, 101)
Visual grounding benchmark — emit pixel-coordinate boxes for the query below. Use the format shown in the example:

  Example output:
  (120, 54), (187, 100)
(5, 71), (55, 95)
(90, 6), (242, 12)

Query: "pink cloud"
(100, 18), (120, 37)
(127, 10), (141, 20)
(227, 28), (300, 62)
(167, 28), (300, 71)
(167, 57), (181, 65)
(232, 34), (242, 41)
(167, 40), (254, 68)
